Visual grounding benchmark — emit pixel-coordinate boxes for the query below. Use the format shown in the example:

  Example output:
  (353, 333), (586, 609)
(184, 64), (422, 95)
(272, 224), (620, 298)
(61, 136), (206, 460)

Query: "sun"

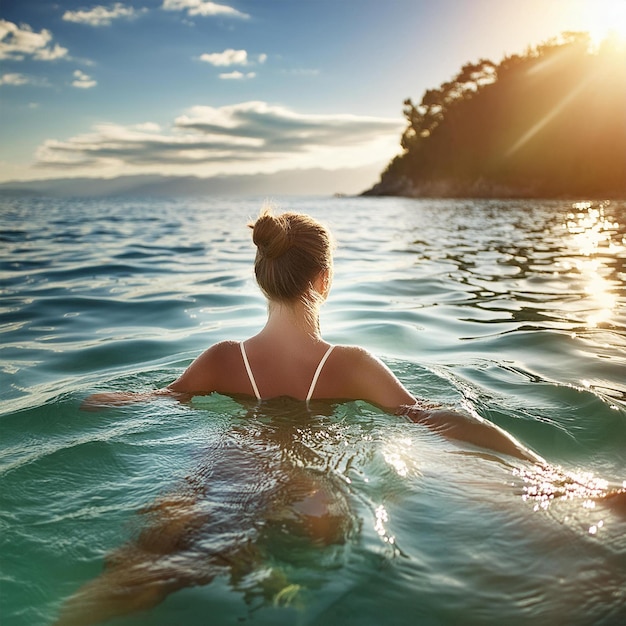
(575, 0), (626, 47)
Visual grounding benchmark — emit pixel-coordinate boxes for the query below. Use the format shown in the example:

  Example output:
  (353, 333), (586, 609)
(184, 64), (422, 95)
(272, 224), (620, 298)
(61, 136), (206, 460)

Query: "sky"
(1, 0), (625, 188)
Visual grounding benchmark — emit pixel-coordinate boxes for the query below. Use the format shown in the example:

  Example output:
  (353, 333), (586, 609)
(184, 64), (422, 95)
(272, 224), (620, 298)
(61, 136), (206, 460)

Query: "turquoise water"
(1, 196), (625, 626)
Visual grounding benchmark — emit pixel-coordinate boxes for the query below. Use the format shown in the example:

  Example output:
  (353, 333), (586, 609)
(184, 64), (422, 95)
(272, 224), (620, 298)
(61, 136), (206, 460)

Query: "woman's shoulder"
(212, 339), (241, 352)
(198, 340), (241, 358)
(326, 344), (394, 377)
(168, 340), (245, 395)
(330, 344), (384, 363)
(324, 344), (415, 408)
(174, 340), (241, 374)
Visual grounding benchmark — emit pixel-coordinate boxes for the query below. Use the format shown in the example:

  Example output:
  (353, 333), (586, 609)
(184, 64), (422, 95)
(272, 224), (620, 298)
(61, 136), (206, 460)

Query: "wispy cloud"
(175, 101), (401, 150)
(200, 49), (248, 66)
(0, 72), (50, 87)
(35, 121), (260, 168)
(72, 70), (97, 89)
(34, 101), (403, 178)
(219, 71), (256, 80)
(199, 49), (267, 76)
(62, 3), (147, 27)
(161, 0), (249, 19)
(0, 73), (29, 86)
(0, 19), (68, 61)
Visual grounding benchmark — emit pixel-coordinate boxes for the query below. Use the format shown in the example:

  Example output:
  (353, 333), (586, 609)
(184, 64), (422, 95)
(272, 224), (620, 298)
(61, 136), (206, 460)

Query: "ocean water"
(1, 195), (625, 626)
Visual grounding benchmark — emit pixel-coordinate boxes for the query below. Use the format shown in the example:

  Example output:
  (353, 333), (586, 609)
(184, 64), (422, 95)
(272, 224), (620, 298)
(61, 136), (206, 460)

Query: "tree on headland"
(364, 32), (626, 198)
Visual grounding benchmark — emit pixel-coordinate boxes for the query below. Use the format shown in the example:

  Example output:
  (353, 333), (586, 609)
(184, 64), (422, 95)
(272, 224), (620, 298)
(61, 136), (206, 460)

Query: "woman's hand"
(400, 403), (545, 465)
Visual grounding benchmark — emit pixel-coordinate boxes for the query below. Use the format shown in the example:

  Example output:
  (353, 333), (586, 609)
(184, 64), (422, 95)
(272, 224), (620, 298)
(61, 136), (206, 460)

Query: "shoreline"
(361, 176), (626, 200)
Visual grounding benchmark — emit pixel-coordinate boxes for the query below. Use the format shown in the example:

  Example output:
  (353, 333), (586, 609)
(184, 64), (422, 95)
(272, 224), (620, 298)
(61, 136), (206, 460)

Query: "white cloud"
(33, 101), (403, 180)
(0, 72), (50, 87)
(0, 73), (29, 86)
(63, 3), (146, 27)
(200, 48), (248, 66)
(257, 53), (267, 64)
(175, 101), (401, 146)
(34, 44), (69, 61)
(0, 20), (68, 61)
(161, 0), (249, 19)
(219, 71), (255, 80)
(72, 69), (97, 89)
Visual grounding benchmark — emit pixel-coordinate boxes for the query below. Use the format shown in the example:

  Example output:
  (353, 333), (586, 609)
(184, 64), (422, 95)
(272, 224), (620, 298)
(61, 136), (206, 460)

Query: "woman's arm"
(399, 404), (545, 464)
(80, 388), (189, 411)
(348, 348), (543, 464)
(81, 343), (228, 410)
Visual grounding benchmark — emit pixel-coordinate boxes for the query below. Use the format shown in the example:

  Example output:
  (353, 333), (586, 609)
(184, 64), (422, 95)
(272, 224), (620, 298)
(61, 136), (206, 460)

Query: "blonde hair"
(248, 207), (333, 311)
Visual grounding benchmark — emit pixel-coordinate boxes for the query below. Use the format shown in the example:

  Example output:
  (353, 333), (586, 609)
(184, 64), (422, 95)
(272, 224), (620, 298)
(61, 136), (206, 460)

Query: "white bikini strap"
(306, 345), (335, 402)
(240, 342), (261, 400)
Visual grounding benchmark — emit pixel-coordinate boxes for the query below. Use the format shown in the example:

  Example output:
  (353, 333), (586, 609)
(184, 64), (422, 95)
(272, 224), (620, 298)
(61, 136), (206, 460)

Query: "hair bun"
(251, 211), (292, 260)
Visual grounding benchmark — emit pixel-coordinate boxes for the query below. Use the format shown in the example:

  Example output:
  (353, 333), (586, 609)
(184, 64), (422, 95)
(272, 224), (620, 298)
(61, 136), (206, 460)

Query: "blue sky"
(0, 0), (622, 186)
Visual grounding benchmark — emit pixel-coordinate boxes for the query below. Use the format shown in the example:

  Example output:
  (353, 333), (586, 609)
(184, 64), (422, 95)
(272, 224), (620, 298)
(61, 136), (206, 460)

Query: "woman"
(85, 207), (542, 464)
(62, 208), (625, 625)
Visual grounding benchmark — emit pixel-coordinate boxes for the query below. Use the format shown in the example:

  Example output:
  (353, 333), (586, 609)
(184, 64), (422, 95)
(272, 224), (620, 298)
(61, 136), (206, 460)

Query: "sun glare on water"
(564, 202), (623, 329)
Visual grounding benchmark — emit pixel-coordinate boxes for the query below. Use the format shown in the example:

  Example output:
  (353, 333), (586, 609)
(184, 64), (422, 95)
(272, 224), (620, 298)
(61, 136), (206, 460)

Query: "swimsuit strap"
(240, 342), (261, 400)
(306, 345), (335, 402)
(241, 342), (334, 402)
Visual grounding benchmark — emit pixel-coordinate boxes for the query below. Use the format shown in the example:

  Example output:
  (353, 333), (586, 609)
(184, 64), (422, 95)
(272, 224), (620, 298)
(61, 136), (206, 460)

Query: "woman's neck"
(262, 299), (322, 342)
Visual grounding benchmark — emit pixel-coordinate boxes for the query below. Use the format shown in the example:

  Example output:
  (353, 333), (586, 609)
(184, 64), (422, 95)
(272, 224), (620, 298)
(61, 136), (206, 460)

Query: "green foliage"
(366, 32), (626, 198)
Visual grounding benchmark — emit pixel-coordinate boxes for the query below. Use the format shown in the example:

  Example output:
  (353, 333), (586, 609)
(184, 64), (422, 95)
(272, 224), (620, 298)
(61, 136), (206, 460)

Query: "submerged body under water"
(1, 196), (625, 626)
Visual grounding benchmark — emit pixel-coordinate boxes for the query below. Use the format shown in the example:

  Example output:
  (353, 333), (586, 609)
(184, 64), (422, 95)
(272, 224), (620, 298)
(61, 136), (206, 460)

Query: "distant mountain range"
(0, 164), (384, 198)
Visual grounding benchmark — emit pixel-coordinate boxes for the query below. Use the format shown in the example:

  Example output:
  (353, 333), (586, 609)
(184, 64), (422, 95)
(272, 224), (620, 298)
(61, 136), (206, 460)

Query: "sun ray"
(506, 76), (591, 157)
